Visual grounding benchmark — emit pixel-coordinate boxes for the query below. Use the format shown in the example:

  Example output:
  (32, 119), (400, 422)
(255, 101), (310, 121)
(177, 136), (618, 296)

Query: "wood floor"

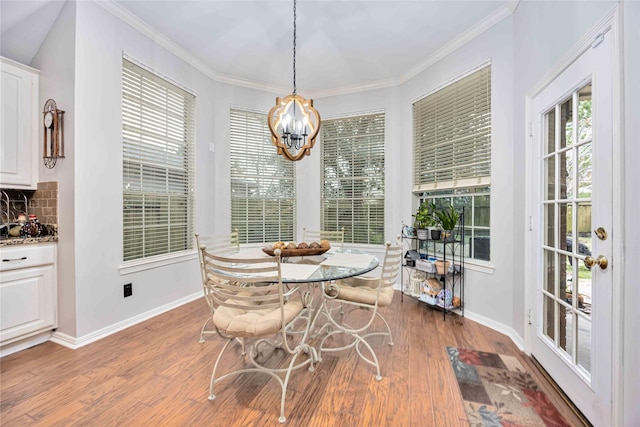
(0, 293), (584, 426)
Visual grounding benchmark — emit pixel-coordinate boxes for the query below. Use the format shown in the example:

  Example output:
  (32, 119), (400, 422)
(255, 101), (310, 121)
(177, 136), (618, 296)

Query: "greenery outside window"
(122, 59), (195, 262)
(413, 64), (491, 261)
(230, 108), (295, 244)
(321, 112), (385, 244)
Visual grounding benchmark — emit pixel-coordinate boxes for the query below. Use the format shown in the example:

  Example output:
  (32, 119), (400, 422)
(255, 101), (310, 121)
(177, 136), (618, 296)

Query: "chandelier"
(268, 0), (321, 161)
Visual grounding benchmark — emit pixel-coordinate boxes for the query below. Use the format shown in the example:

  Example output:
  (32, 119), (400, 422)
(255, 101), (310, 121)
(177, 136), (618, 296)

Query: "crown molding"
(95, 0), (517, 98)
(397, 1), (516, 86)
(312, 1), (516, 98)
(506, 0), (521, 14)
(95, 0), (291, 94)
(306, 76), (403, 99)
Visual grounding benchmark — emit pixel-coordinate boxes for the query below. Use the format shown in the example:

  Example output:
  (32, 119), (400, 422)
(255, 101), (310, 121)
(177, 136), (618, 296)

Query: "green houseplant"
(413, 201), (437, 239)
(435, 204), (460, 242)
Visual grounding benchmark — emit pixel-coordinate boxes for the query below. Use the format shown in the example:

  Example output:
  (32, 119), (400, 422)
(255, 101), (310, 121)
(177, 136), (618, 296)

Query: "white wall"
(512, 1), (638, 424)
(30, 1), (78, 337)
(512, 0), (618, 345)
(12, 7), (639, 422)
(67, 2), (280, 338)
(395, 17), (516, 332)
(21, 1), (518, 341)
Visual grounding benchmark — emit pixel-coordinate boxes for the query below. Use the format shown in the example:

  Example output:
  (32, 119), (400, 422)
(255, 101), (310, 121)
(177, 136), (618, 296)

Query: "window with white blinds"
(413, 65), (491, 192)
(122, 59), (195, 262)
(413, 64), (491, 261)
(321, 113), (385, 245)
(230, 108), (295, 244)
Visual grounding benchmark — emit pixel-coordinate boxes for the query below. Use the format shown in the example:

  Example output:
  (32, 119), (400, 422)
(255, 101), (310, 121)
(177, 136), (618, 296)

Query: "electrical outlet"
(124, 283), (133, 298)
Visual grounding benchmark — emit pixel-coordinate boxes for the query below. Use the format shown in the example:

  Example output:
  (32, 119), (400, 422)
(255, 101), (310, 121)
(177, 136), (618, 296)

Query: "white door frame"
(523, 5), (624, 426)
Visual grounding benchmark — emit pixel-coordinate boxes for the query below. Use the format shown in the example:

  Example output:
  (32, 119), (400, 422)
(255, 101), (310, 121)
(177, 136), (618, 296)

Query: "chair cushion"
(213, 298), (304, 338)
(329, 276), (394, 306)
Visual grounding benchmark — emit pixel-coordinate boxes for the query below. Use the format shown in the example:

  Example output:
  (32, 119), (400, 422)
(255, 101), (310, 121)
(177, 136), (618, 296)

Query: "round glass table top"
(220, 248), (379, 284)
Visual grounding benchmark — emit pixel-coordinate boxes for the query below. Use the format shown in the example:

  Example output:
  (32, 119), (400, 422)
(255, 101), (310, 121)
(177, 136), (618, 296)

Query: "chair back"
(195, 231), (241, 314)
(378, 240), (403, 293)
(195, 230), (239, 255)
(302, 227), (345, 249)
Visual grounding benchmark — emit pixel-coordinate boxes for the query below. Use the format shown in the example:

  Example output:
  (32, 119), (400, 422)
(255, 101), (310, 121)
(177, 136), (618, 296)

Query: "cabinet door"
(0, 264), (56, 345)
(1, 57), (39, 189)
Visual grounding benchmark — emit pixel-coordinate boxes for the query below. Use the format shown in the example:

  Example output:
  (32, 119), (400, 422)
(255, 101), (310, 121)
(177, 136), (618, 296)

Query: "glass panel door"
(530, 29), (613, 426)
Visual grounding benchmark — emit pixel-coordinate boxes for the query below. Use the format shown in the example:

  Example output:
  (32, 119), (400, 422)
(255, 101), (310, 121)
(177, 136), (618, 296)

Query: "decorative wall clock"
(42, 98), (65, 168)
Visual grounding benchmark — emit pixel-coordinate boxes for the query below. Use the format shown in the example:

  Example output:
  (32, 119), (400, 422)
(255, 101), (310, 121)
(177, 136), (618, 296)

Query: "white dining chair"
(318, 238), (402, 380)
(198, 245), (317, 424)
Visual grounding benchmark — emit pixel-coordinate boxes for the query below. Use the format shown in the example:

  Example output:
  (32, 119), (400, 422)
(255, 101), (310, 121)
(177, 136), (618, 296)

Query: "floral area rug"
(447, 347), (571, 427)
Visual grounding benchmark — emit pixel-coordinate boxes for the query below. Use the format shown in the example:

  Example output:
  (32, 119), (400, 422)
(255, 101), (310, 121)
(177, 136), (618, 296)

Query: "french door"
(530, 30), (613, 425)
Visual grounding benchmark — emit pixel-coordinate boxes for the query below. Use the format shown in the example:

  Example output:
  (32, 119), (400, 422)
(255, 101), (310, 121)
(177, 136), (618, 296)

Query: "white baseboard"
(463, 309), (525, 351)
(50, 288), (524, 354)
(50, 291), (203, 350)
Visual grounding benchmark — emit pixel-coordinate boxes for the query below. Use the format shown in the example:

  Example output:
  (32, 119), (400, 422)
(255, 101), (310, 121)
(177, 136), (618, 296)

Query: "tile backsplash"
(30, 181), (58, 225)
(0, 181), (58, 225)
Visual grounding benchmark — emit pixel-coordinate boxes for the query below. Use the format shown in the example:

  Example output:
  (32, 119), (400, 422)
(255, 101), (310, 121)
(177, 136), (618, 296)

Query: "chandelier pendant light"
(268, 0), (321, 161)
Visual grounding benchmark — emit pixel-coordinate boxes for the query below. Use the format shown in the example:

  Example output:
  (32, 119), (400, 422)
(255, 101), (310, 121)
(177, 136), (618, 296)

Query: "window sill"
(119, 250), (198, 275)
(463, 259), (495, 275)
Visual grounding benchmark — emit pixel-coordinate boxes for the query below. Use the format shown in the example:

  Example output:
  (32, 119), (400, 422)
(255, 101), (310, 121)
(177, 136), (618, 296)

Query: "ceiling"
(1, 1), (517, 96)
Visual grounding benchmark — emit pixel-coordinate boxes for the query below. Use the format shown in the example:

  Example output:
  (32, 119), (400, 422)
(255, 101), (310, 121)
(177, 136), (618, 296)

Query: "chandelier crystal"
(268, 0), (320, 161)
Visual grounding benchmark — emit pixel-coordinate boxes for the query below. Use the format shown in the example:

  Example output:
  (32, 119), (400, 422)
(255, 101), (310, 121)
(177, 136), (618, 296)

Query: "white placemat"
(320, 253), (375, 269)
(280, 263), (320, 280)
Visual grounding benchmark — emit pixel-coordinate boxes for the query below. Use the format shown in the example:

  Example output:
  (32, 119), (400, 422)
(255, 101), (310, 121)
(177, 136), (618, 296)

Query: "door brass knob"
(584, 255), (608, 270)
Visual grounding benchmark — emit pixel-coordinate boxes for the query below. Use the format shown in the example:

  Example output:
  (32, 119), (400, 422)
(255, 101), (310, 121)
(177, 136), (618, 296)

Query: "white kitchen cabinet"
(1, 57), (39, 189)
(0, 244), (57, 351)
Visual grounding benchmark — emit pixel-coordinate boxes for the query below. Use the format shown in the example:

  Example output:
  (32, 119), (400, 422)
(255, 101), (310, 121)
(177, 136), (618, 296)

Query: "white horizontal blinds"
(230, 108), (295, 244)
(122, 59), (195, 262)
(321, 113), (385, 244)
(413, 65), (491, 192)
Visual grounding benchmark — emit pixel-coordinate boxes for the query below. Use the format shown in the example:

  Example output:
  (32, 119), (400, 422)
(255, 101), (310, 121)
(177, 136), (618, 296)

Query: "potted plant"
(435, 204), (460, 242)
(413, 201), (436, 240)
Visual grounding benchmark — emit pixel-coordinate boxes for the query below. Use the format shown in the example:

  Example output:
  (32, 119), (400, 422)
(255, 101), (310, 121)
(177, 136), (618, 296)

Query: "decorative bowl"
(262, 247), (329, 257)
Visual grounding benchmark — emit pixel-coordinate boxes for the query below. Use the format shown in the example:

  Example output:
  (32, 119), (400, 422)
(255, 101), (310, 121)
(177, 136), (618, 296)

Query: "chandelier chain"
(292, 0), (297, 95)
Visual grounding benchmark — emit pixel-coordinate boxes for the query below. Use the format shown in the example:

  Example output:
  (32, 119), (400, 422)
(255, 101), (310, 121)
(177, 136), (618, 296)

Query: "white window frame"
(230, 107), (296, 244)
(122, 58), (195, 264)
(321, 112), (385, 245)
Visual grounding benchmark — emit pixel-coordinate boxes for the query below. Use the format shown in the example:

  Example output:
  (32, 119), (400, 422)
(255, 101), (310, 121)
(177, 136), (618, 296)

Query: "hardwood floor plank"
(357, 376), (390, 427)
(0, 292), (584, 426)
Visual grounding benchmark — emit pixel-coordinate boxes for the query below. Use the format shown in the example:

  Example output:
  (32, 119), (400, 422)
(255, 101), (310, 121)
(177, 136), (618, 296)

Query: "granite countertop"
(0, 235), (58, 247)
(0, 224), (58, 247)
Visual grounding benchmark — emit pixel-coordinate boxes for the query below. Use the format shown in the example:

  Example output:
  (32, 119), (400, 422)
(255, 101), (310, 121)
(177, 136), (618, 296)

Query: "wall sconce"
(42, 98), (64, 169)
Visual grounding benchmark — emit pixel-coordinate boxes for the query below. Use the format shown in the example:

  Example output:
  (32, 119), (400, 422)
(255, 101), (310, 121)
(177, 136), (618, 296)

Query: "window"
(419, 188), (490, 260)
(321, 112), (385, 244)
(413, 64), (491, 261)
(122, 59), (195, 262)
(230, 108), (295, 244)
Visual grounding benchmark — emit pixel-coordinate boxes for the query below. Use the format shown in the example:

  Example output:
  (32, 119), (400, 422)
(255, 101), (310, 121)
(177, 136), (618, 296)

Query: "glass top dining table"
(225, 247), (380, 284)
